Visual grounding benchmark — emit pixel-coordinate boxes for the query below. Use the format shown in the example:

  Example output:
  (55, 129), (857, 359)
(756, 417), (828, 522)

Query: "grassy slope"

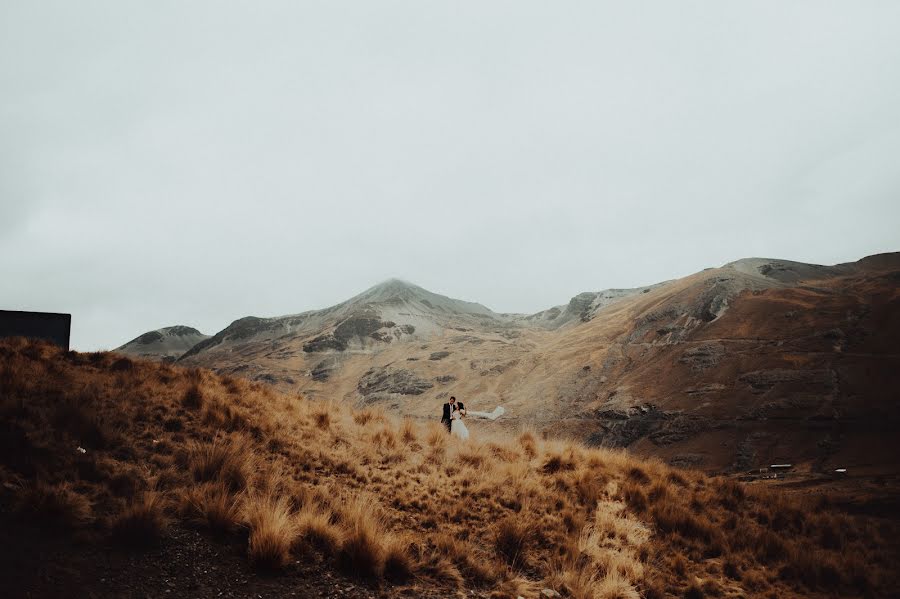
(1, 339), (897, 598)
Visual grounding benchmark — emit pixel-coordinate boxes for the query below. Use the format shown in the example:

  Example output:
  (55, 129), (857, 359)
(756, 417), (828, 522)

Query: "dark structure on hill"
(0, 310), (71, 350)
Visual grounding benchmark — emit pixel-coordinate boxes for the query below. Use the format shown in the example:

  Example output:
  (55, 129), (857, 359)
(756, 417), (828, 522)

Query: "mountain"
(169, 253), (900, 474)
(116, 325), (209, 361)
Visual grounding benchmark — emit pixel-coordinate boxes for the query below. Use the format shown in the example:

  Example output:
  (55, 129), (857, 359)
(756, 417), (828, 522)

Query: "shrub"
(426, 423), (447, 448)
(202, 399), (249, 431)
(189, 438), (253, 491)
(313, 407), (330, 430)
(353, 411), (373, 426)
(182, 384), (204, 409)
(107, 470), (143, 498)
(163, 416), (183, 432)
(626, 466), (650, 484)
(752, 528), (788, 563)
(594, 573), (641, 599)
(666, 471), (689, 487)
(647, 483), (668, 504)
(542, 452), (575, 474)
(779, 546), (842, 590)
(432, 531), (497, 585)
(716, 478), (746, 511)
(179, 482), (242, 534)
(52, 397), (115, 449)
(243, 493), (297, 571)
(399, 418), (417, 444)
(383, 535), (414, 583)
(111, 491), (169, 546)
(110, 357), (135, 372)
(17, 482), (92, 529)
(723, 559), (741, 580)
(684, 583), (704, 599)
(295, 503), (342, 556)
(458, 445), (487, 469)
(651, 503), (711, 541)
(220, 374), (242, 394)
(336, 497), (388, 579)
(518, 431), (537, 459)
(622, 483), (648, 513)
(494, 515), (530, 569)
(574, 471), (602, 506)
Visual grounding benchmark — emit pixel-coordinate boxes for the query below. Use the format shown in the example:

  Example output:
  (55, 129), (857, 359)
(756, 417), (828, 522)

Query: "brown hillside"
(2, 339), (898, 598)
(170, 253), (900, 474)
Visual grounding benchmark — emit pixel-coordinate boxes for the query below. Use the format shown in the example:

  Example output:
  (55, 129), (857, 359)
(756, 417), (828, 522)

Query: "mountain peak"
(369, 278), (420, 292)
(116, 324), (210, 361)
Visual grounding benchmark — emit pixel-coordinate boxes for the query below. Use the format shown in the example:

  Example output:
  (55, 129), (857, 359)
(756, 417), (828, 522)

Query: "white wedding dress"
(450, 409), (470, 440)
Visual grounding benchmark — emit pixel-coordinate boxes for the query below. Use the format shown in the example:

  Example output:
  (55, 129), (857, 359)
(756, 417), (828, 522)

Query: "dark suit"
(441, 401), (465, 432)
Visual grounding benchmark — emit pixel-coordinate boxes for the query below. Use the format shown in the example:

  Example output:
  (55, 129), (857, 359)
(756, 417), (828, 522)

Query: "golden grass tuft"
(399, 417), (417, 444)
(431, 530), (498, 585)
(518, 431), (538, 459)
(243, 493), (298, 571)
(336, 495), (393, 579)
(382, 534), (415, 583)
(111, 491), (169, 546)
(188, 437), (254, 491)
(182, 383), (204, 409)
(16, 482), (93, 529)
(312, 404), (331, 429)
(493, 514), (531, 569)
(178, 482), (242, 534)
(295, 502), (342, 556)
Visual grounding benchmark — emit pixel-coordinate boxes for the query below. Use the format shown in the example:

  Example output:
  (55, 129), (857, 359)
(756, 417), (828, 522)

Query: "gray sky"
(2, 1), (899, 350)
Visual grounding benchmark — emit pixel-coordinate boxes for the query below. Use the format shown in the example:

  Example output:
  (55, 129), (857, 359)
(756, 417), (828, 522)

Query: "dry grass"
(178, 482), (242, 534)
(16, 481), (93, 529)
(295, 502), (342, 556)
(1, 339), (897, 597)
(336, 495), (393, 579)
(111, 491), (169, 546)
(493, 515), (531, 569)
(243, 493), (298, 570)
(187, 437), (254, 491)
(182, 383), (204, 409)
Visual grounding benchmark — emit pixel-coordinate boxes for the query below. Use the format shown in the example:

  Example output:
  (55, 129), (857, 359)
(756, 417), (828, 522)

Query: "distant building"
(0, 310), (71, 350)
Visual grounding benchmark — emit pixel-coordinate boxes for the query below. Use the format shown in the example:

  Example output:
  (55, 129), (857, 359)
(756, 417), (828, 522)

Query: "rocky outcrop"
(679, 343), (724, 371)
(310, 357), (340, 382)
(302, 317), (411, 352)
(303, 334), (347, 353)
(334, 317), (389, 343)
(357, 367), (434, 399)
(738, 369), (836, 394)
(587, 401), (712, 448)
(587, 404), (668, 447)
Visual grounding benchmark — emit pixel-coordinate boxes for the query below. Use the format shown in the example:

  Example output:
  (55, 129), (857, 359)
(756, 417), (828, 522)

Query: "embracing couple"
(440, 396), (470, 440)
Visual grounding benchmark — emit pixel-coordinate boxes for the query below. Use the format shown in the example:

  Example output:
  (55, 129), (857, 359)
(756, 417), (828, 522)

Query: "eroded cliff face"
(150, 254), (900, 473)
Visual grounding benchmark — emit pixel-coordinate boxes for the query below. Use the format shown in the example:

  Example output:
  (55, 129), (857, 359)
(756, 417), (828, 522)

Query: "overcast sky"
(2, 1), (899, 350)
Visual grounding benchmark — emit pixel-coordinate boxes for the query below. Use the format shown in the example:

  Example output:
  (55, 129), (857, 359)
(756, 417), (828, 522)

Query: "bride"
(450, 404), (469, 440)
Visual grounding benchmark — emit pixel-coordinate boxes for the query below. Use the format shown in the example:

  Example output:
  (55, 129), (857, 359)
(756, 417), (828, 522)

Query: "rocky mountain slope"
(168, 253), (900, 474)
(117, 325), (209, 361)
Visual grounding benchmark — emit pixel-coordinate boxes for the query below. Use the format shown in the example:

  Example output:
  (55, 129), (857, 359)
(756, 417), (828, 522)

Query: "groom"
(441, 396), (465, 433)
